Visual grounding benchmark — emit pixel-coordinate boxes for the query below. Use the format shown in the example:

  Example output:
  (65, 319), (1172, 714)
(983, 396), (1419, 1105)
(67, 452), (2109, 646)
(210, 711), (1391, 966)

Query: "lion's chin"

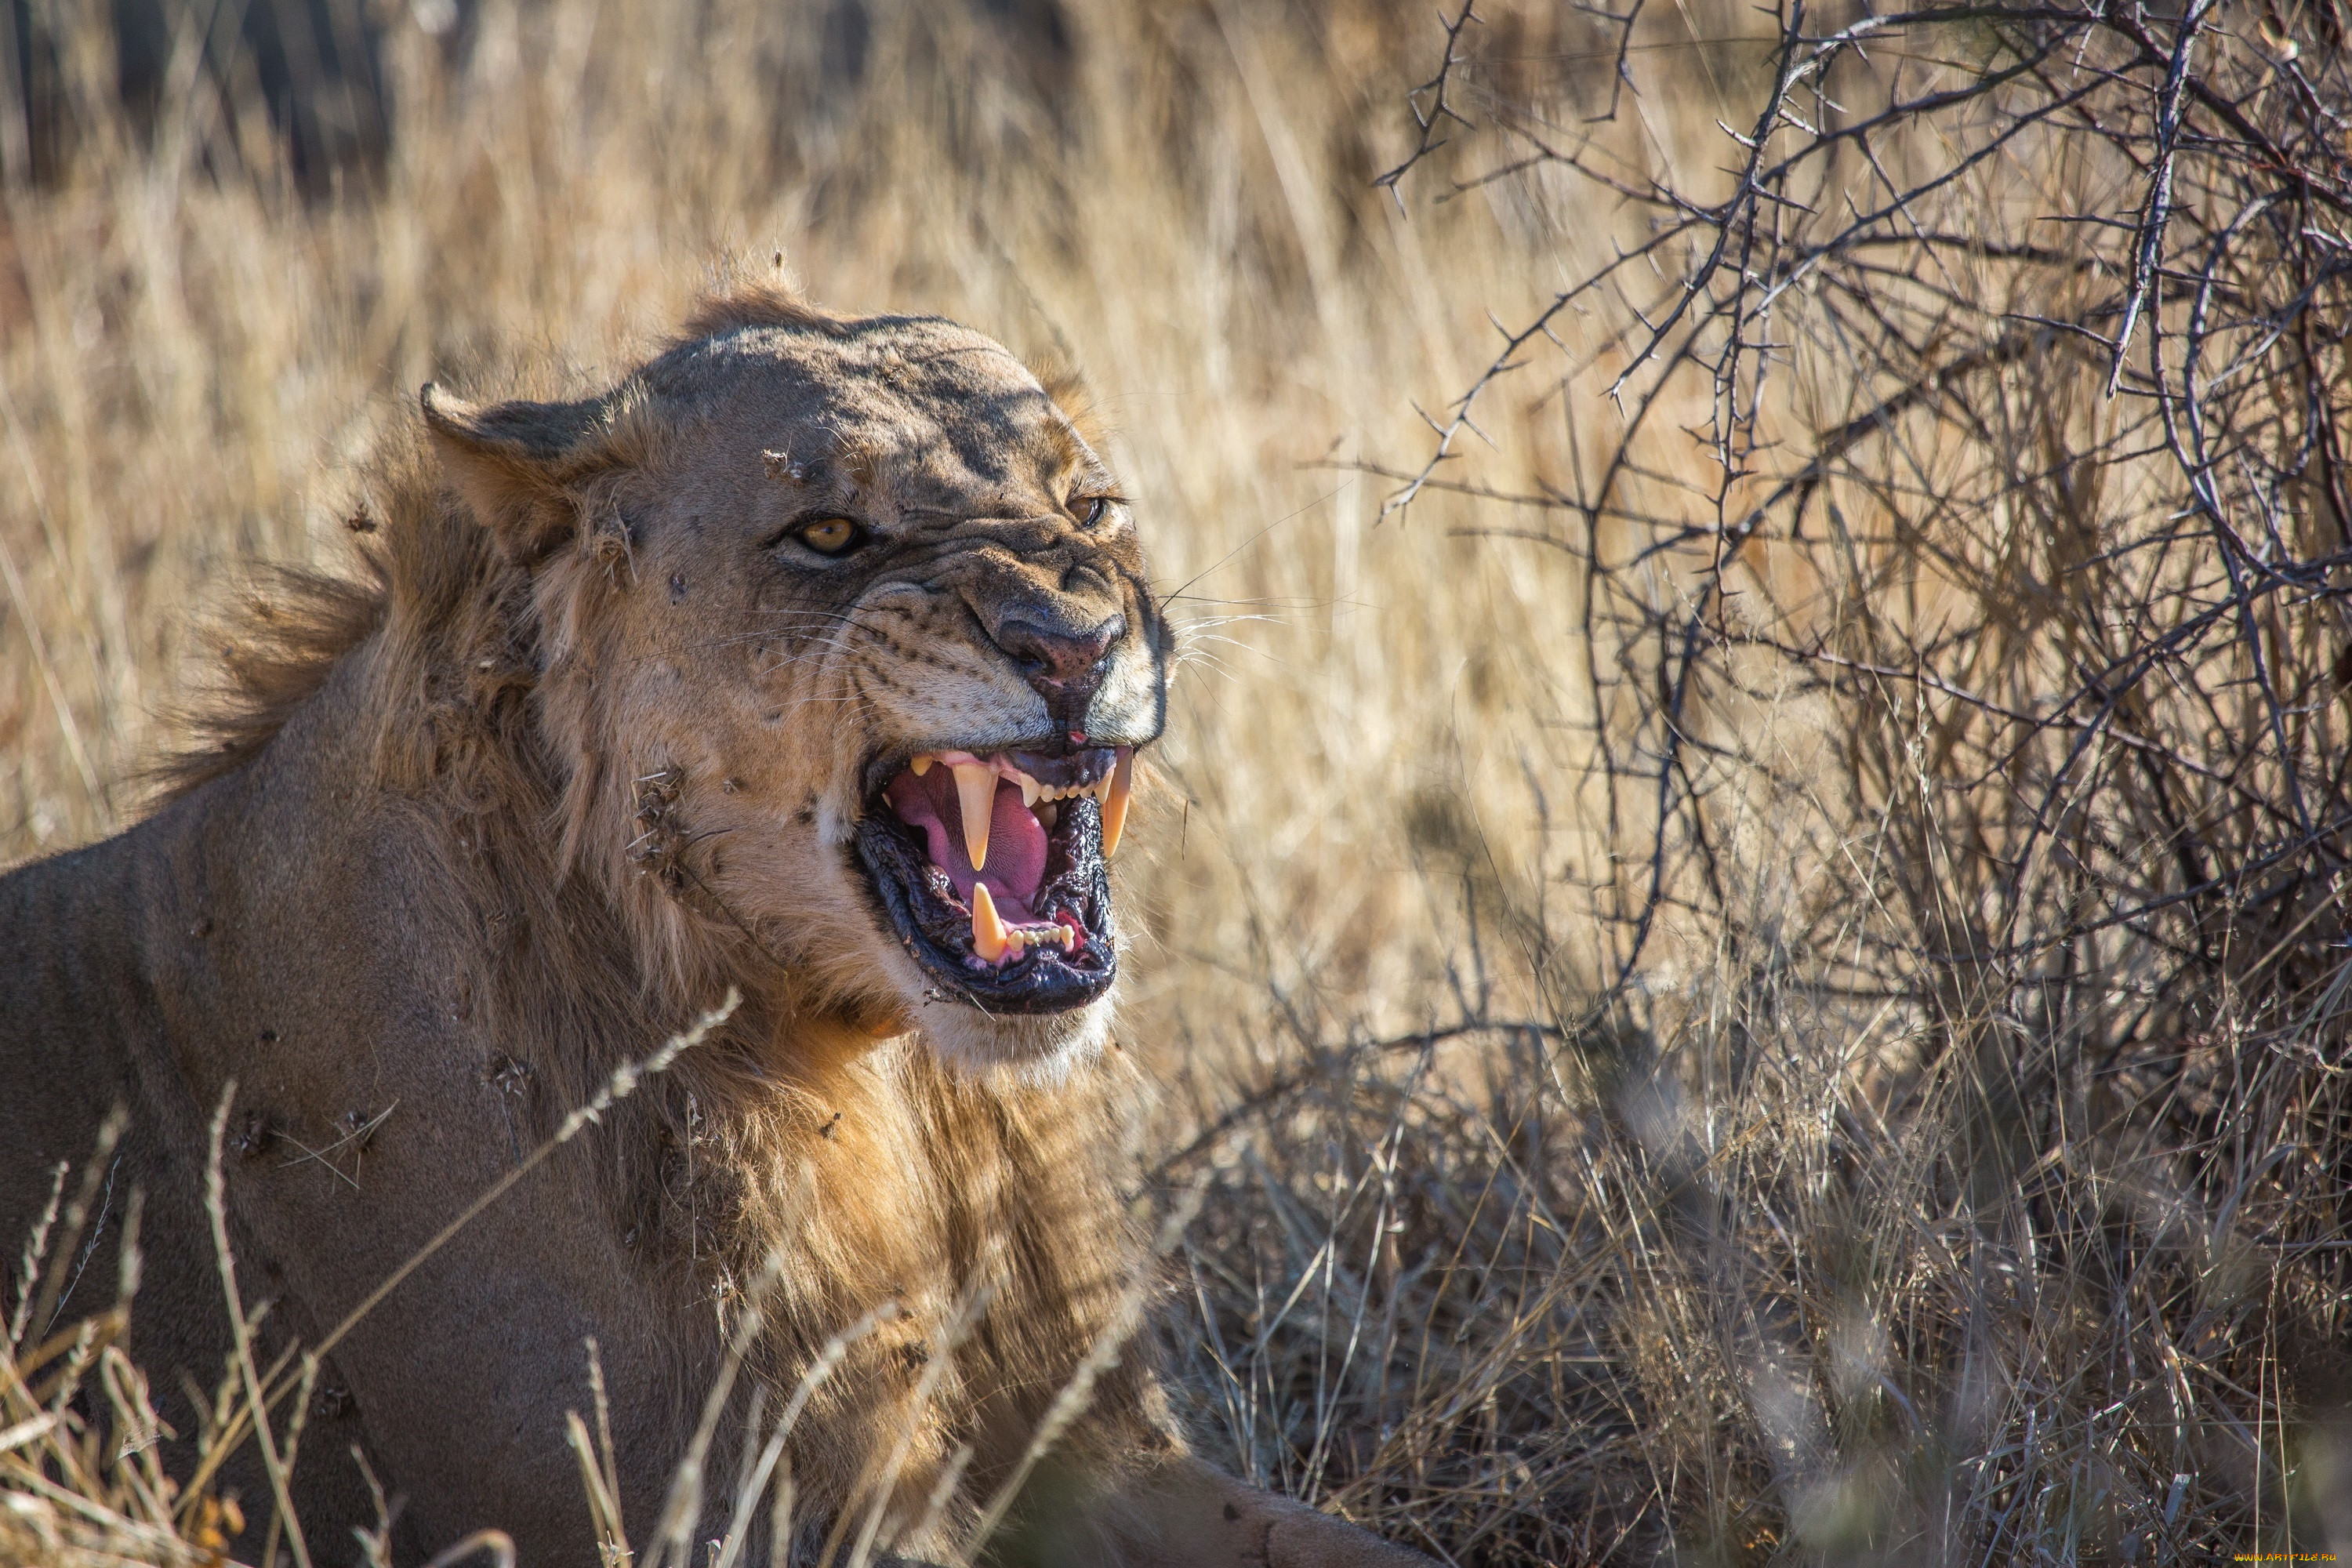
(909, 989), (1116, 1082)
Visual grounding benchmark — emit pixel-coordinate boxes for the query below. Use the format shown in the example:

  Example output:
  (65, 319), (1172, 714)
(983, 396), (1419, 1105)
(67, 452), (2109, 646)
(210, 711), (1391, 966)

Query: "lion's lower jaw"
(916, 990), (1117, 1082)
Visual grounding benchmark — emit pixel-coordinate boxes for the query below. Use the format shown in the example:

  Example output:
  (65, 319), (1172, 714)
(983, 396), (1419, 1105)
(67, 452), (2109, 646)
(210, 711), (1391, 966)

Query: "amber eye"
(796, 517), (862, 555)
(1077, 496), (1112, 528)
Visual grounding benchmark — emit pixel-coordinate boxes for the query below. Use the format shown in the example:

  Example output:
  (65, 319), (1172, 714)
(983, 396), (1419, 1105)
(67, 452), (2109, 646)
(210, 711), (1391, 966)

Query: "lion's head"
(416, 289), (1166, 1072)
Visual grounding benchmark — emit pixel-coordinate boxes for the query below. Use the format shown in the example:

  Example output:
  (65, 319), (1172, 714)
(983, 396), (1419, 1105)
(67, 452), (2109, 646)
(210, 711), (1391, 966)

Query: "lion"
(0, 288), (1428, 1567)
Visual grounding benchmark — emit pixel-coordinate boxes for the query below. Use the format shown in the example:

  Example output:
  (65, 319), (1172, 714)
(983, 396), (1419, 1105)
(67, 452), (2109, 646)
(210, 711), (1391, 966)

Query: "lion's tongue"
(883, 766), (1048, 921)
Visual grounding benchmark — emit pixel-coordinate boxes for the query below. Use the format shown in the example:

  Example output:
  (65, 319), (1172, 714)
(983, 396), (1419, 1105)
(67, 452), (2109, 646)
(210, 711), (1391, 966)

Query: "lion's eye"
(795, 517), (862, 555)
(1077, 496), (1112, 528)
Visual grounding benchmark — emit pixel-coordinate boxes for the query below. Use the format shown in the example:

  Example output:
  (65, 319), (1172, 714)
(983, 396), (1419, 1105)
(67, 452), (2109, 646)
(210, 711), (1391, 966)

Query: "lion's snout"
(962, 555), (1160, 745)
(993, 608), (1125, 730)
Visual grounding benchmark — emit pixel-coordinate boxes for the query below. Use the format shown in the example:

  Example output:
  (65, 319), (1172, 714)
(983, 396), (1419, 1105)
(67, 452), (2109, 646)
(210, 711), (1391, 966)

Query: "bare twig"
(1372, 2), (1483, 212)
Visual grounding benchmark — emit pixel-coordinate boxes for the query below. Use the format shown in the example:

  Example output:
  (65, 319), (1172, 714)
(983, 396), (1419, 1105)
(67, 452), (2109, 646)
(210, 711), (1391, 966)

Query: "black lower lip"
(854, 796), (1117, 1015)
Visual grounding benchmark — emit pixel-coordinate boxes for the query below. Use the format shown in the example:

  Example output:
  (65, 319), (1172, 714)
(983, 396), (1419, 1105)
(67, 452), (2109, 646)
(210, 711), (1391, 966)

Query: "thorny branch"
(1381, 0), (2352, 1022)
(1372, 1), (1483, 211)
(1333, 4), (2352, 1549)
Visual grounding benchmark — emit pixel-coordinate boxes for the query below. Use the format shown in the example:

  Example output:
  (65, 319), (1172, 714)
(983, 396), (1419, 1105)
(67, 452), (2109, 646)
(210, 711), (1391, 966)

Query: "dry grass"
(4, 0), (2350, 1563)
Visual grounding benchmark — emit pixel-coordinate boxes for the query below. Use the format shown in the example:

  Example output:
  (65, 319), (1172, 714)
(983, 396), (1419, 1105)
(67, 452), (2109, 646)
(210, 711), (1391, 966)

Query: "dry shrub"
(1159, 1), (2352, 1562)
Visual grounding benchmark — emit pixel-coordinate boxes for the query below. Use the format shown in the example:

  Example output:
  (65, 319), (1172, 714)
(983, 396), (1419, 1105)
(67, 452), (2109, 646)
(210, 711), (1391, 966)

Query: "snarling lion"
(0, 289), (1425, 1566)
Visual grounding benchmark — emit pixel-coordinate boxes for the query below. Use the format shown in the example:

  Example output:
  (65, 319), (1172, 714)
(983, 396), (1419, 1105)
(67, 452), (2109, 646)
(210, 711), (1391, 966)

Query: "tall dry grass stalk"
(4, 0), (2350, 1563)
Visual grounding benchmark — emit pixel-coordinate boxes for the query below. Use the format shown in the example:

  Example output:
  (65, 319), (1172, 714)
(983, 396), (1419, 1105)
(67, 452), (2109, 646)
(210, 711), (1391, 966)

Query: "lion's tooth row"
(913, 748), (1135, 869)
(998, 925), (1075, 961)
(967, 882), (1077, 965)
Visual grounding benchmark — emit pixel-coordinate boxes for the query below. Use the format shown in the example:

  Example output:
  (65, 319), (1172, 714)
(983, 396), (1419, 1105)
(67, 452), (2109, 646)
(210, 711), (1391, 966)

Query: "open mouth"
(855, 745), (1134, 1013)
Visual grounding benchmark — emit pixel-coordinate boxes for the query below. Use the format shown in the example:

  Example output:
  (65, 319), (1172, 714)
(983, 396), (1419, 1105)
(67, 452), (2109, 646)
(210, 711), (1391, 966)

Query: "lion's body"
(0, 742), (681, 1556)
(0, 291), (1426, 1568)
(0, 548), (1155, 1563)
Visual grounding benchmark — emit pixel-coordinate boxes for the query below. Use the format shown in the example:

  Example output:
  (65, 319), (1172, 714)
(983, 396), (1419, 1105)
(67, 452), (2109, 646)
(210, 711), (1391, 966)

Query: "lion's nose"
(996, 612), (1125, 725)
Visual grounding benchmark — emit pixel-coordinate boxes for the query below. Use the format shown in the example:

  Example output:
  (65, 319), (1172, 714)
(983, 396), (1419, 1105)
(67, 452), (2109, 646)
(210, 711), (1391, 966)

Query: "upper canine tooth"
(951, 762), (996, 869)
(1102, 748), (1134, 857)
(911, 754), (933, 777)
(971, 880), (1008, 963)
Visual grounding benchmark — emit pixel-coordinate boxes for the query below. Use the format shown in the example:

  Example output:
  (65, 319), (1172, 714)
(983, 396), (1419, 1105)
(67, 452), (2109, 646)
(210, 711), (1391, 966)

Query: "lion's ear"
(421, 384), (613, 564)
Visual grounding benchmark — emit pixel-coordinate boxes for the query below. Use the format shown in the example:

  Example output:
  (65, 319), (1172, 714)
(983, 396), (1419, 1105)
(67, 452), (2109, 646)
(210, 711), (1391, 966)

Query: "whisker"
(1151, 482), (1349, 604)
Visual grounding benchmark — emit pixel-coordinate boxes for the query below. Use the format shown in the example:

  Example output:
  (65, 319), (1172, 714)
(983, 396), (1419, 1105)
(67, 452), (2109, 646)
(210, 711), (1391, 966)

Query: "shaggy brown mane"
(152, 528), (395, 801)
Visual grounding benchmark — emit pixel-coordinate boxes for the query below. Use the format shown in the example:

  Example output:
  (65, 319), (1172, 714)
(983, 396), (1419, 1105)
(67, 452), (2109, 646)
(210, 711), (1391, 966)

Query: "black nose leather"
(997, 612), (1124, 727)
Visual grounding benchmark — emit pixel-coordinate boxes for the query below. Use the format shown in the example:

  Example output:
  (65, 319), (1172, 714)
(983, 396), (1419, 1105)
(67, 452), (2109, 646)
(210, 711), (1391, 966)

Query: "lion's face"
(425, 308), (1166, 1070)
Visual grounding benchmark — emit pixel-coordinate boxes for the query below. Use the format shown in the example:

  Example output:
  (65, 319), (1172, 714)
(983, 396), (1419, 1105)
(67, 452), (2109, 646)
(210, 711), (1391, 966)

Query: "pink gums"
(883, 767), (1051, 921)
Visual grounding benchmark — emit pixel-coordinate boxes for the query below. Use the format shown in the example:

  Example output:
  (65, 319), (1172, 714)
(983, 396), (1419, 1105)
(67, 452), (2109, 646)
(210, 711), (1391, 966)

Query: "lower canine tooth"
(1102, 748), (1134, 857)
(951, 762), (996, 869)
(971, 881), (1008, 963)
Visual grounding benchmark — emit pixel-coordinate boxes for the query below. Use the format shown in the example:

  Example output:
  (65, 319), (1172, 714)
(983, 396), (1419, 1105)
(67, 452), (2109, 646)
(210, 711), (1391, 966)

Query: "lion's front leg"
(1047, 1455), (1435, 1568)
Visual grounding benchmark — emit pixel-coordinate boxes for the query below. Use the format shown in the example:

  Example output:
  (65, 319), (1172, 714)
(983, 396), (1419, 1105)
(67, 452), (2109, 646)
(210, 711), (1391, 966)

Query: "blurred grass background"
(3, 0), (2350, 1563)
